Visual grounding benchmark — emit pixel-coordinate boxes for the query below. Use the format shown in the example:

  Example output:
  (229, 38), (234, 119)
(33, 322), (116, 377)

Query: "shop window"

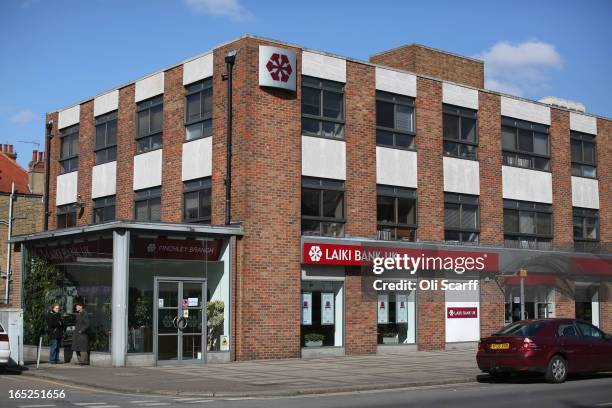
(301, 177), (345, 237)
(573, 207), (599, 252)
(501, 117), (549, 171)
(376, 91), (415, 149)
(444, 193), (479, 244)
(504, 286), (553, 323)
(575, 285), (600, 327)
(184, 79), (212, 141)
(183, 177), (211, 223)
(136, 95), (163, 153)
(443, 104), (477, 159)
(56, 204), (77, 229)
(376, 185), (416, 241)
(376, 290), (416, 345)
(93, 196), (116, 224)
(301, 281), (343, 348)
(301, 76), (345, 139)
(571, 131), (597, 178)
(134, 187), (161, 222)
(94, 111), (117, 164)
(503, 199), (552, 250)
(59, 124), (79, 174)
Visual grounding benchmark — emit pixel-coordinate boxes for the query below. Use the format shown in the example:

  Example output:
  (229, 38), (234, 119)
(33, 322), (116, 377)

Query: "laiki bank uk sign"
(259, 45), (296, 92)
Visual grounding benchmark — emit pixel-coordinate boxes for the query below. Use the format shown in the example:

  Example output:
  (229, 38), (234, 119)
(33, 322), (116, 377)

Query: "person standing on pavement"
(72, 302), (90, 365)
(46, 303), (63, 364)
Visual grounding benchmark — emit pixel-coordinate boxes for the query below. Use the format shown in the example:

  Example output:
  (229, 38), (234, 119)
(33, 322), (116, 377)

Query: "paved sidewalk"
(22, 350), (481, 397)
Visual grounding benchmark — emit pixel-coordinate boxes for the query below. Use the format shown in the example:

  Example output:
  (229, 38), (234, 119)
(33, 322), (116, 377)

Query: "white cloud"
(475, 40), (562, 97)
(10, 109), (37, 123)
(184, 0), (254, 21)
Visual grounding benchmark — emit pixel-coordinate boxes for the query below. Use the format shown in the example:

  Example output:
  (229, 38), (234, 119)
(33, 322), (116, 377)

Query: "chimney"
(2, 144), (17, 161)
(32, 150), (38, 161)
(38, 151), (44, 161)
(28, 148), (46, 195)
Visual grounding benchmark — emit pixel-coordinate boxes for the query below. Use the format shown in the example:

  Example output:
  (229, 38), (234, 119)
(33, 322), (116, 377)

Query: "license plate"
(490, 343), (509, 350)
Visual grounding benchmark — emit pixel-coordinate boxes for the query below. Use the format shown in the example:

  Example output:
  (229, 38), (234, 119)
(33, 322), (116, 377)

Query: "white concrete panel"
(301, 136), (346, 180)
(58, 105), (80, 129)
(133, 150), (162, 190)
(445, 301), (480, 343)
(569, 112), (597, 135)
(135, 72), (164, 102)
(181, 137), (212, 181)
(502, 166), (552, 203)
(94, 90), (119, 117)
(571, 176), (599, 209)
(443, 83), (478, 110)
(302, 51), (346, 83)
(376, 147), (417, 188)
(501, 96), (550, 125)
(183, 53), (213, 86)
(375, 67), (417, 97)
(55, 171), (78, 206)
(91, 161), (117, 199)
(443, 157), (480, 195)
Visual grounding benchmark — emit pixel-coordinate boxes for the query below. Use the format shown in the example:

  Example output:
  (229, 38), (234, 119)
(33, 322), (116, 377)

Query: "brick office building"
(12, 35), (611, 366)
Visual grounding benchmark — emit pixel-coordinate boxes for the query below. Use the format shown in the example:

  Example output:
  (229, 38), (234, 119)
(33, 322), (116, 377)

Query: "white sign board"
(321, 293), (334, 325)
(396, 294), (408, 323)
(301, 292), (312, 325)
(188, 297), (199, 307)
(220, 335), (230, 351)
(377, 294), (389, 324)
(259, 45), (297, 92)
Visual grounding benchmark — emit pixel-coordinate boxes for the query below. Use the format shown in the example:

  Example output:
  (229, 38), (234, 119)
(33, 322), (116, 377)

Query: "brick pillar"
(417, 278), (445, 350)
(345, 268), (377, 354)
(77, 100), (94, 226)
(478, 92), (504, 245)
(161, 65), (184, 223)
(599, 282), (612, 334)
(211, 47), (229, 226)
(116, 85), (136, 220)
(555, 281), (575, 318)
(550, 109), (573, 249)
(480, 278), (505, 337)
(597, 118), (611, 245)
(46, 112), (59, 230)
(345, 61), (376, 238)
(416, 78), (444, 241)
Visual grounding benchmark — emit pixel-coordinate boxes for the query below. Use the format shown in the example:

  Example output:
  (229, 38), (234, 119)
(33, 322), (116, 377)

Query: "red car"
(477, 319), (612, 383)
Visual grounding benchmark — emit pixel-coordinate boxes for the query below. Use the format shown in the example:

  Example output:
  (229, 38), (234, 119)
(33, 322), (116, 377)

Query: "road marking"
(184, 400), (213, 404)
(17, 405), (56, 408)
(173, 398), (206, 401)
(140, 404), (170, 406)
(130, 402), (159, 404)
(595, 403), (612, 407)
(74, 404), (108, 406)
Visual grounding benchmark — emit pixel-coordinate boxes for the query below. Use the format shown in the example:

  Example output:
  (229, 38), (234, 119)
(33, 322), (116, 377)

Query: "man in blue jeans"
(46, 304), (63, 364)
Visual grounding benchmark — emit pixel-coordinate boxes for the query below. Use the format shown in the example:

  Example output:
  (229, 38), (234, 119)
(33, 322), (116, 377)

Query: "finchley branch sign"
(259, 45), (297, 92)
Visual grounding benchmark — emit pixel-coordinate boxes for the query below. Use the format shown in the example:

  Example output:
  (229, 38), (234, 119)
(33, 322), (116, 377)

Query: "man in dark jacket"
(72, 303), (90, 365)
(46, 303), (63, 364)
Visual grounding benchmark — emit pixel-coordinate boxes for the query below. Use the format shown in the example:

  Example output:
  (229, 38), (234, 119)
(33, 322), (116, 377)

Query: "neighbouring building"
(11, 35), (610, 367)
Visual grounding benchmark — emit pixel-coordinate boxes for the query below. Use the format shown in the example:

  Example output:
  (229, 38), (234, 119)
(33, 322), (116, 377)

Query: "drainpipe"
(43, 121), (53, 231)
(3, 182), (14, 304)
(224, 51), (236, 226)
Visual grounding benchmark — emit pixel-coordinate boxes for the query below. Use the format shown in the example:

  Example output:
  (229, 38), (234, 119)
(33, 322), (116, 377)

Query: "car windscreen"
(496, 321), (547, 337)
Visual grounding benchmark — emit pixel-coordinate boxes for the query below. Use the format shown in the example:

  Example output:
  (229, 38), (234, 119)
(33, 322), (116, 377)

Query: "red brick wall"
(550, 109), (573, 250)
(480, 278), (505, 337)
(597, 118), (611, 245)
(77, 100), (94, 225)
(160, 65), (184, 223)
(345, 61), (376, 238)
(46, 112), (59, 229)
(600, 283), (612, 334)
(417, 279), (445, 350)
(478, 92), (504, 245)
(555, 283), (575, 318)
(115, 85), (136, 220)
(416, 77), (444, 241)
(345, 268), (377, 354)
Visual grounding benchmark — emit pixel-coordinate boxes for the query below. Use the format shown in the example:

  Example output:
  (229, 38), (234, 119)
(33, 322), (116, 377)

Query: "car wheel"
(545, 355), (568, 383)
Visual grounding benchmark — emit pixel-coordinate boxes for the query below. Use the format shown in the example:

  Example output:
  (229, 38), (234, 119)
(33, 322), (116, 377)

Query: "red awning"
(503, 275), (559, 286)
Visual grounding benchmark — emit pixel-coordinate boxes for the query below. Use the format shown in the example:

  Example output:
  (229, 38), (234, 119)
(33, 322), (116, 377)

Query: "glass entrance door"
(154, 278), (206, 365)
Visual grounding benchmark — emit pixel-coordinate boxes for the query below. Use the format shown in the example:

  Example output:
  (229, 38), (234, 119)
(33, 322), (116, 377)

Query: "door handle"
(172, 316), (178, 329)
(177, 316), (188, 331)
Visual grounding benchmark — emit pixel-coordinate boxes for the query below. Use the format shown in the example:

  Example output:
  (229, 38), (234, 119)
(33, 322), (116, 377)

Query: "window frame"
(56, 204), (77, 229)
(376, 91), (416, 150)
(301, 76), (345, 140)
(184, 78), (213, 142)
(92, 195), (116, 224)
(94, 111), (118, 165)
(182, 177), (212, 223)
(134, 187), (162, 222)
(376, 185), (417, 241)
(503, 199), (553, 242)
(444, 193), (480, 243)
(135, 95), (163, 154)
(443, 104), (478, 160)
(570, 131), (597, 179)
(501, 117), (550, 171)
(301, 177), (346, 237)
(58, 124), (79, 174)
(573, 207), (599, 242)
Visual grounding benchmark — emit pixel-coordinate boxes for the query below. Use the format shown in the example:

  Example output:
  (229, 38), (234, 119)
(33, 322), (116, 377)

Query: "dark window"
(503, 199), (552, 249)
(376, 185), (417, 241)
(571, 131), (597, 178)
(576, 322), (604, 340)
(56, 204), (77, 229)
(301, 76), (345, 139)
(301, 177), (345, 237)
(134, 187), (161, 222)
(93, 196), (116, 224)
(573, 207), (599, 242)
(136, 95), (163, 153)
(444, 193), (479, 243)
(59, 124), (79, 173)
(95, 111), (117, 164)
(183, 177), (211, 223)
(557, 323), (579, 339)
(501, 117), (550, 171)
(185, 79), (213, 141)
(496, 321), (547, 336)
(376, 91), (415, 149)
(443, 105), (477, 159)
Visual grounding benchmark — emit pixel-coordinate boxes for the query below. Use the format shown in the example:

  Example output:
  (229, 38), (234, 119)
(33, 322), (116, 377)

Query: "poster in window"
(396, 294), (408, 323)
(321, 292), (335, 325)
(378, 293), (389, 324)
(301, 293), (312, 325)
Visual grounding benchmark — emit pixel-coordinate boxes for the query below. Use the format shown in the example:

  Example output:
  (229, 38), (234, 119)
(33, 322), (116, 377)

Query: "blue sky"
(0, 0), (610, 168)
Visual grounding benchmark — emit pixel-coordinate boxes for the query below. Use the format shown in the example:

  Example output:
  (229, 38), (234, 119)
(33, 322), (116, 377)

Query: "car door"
(556, 321), (589, 372)
(576, 321), (610, 372)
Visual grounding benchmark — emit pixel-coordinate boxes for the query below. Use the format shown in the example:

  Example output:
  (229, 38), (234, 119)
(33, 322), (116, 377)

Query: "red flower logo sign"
(266, 53), (293, 83)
